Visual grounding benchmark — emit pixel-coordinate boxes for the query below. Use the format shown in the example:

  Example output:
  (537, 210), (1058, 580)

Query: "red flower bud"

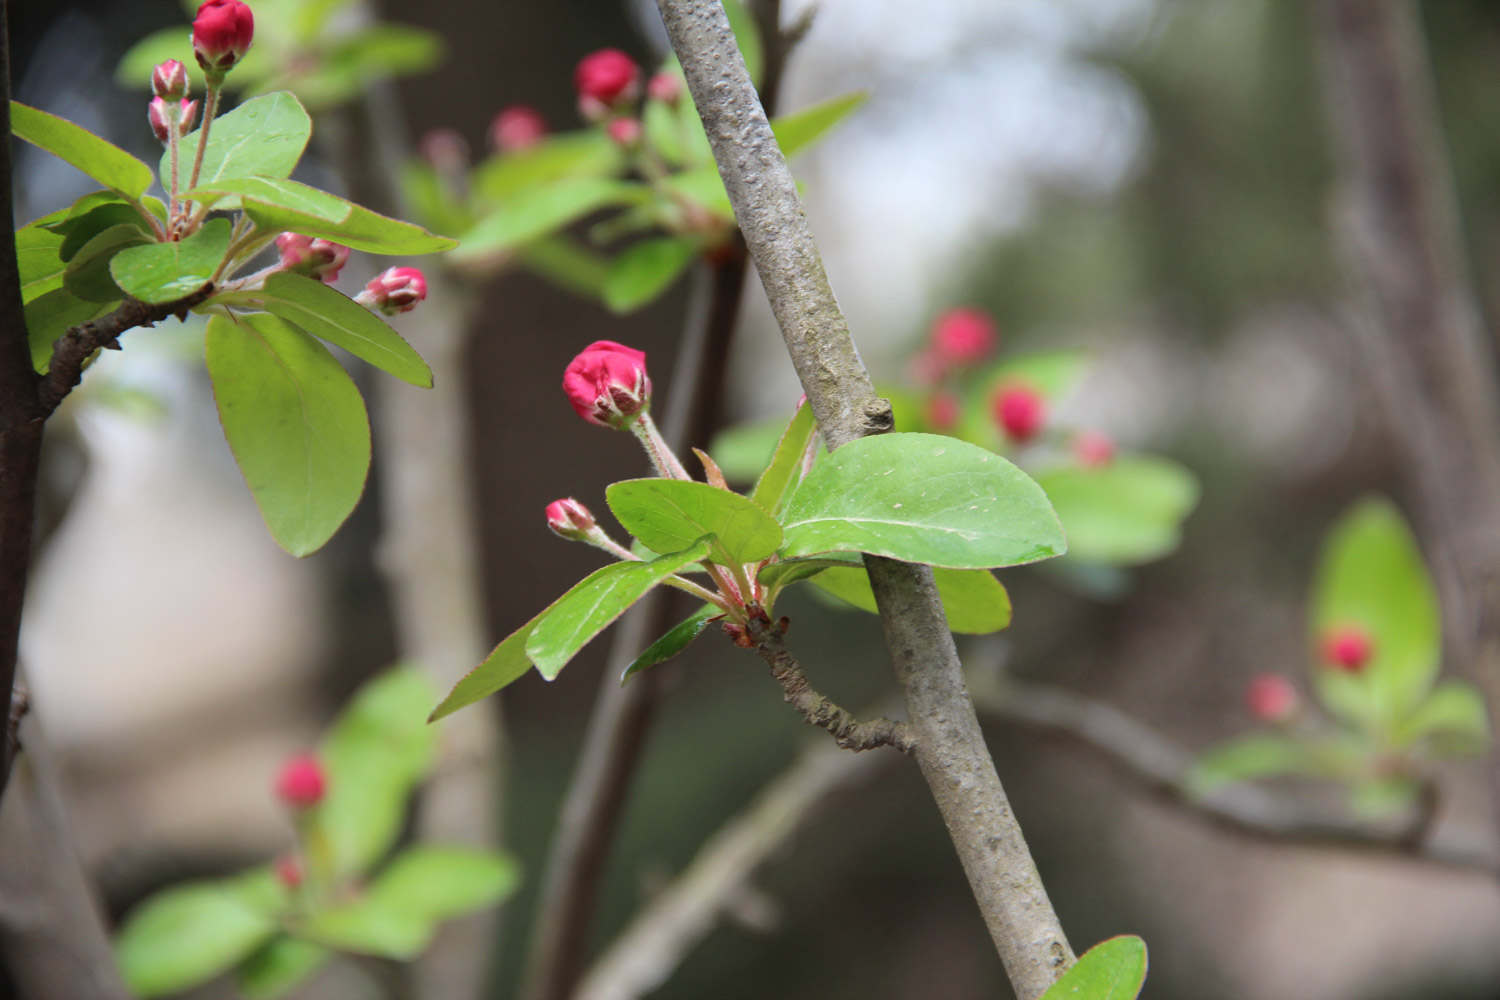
(192, 0), (255, 76)
(546, 498), (597, 540)
(491, 105), (547, 152)
(647, 72), (682, 105)
(1320, 625), (1374, 673)
(993, 384), (1045, 444)
(358, 266), (428, 315)
(574, 48), (640, 106)
(274, 754), (326, 809)
(148, 97), (173, 144)
(274, 854), (304, 889)
(152, 60), (188, 101)
(275, 232), (350, 284)
(562, 340), (652, 428)
(1246, 673), (1298, 723)
(926, 392), (960, 431)
(1073, 430), (1115, 468)
(606, 117), (642, 148)
(931, 308), (997, 367)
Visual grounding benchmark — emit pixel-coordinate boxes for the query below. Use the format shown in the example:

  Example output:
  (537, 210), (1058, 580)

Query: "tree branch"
(747, 615), (914, 752)
(656, 2), (1072, 994)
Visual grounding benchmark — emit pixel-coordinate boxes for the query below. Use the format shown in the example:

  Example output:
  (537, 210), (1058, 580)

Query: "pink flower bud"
(574, 48), (640, 106)
(178, 98), (200, 134)
(1320, 625), (1374, 673)
(647, 72), (682, 105)
(419, 128), (469, 173)
(1246, 674), (1298, 723)
(358, 266), (428, 315)
(275, 232), (351, 284)
(993, 384), (1045, 444)
(606, 117), (642, 147)
(148, 97), (173, 144)
(152, 59), (188, 101)
(562, 340), (652, 428)
(546, 498), (597, 540)
(491, 105), (547, 152)
(1073, 430), (1115, 468)
(274, 855), (304, 889)
(931, 308), (997, 367)
(192, 0), (255, 76)
(925, 392), (960, 431)
(274, 754), (326, 809)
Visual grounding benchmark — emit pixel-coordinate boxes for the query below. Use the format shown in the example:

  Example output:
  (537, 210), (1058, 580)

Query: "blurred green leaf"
(400, 162), (473, 240)
(517, 237), (612, 298)
(110, 217), (231, 304)
(750, 400), (816, 517)
(1349, 776), (1420, 818)
(602, 237), (699, 313)
(117, 26), (274, 95)
(472, 131), (623, 204)
(810, 565), (1012, 634)
(268, 26), (444, 108)
(1039, 935), (1148, 1000)
(1395, 681), (1489, 752)
(205, 313), (371, 557)
(1189, 733), (1359, 793)
(170, 92), (312, 197)
(608, 479), (783, 567)
(11, 100), (154, 198)
(708, 414), (796, 481)
(958, 351), (1088, 449)
(63, 224), (151, 302)
(623, 604), (719, 682)
(24, 289), (110, 372)
(237, 937), (329, 1000)
(722, 0), (765, 85)
(116, 876), (279, 997)
(1036, 457), (1199, 565)
(455, 178), (647, 261)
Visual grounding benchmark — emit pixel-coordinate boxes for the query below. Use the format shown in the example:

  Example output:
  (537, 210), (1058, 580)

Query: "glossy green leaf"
(170, 92), (312, 196)
(472, 131), (623, 203)
(1311, 497), (1441, 729)
(205, 313), (371, 557)
(17, 216), (68, 302)
(454, 177), (646, 261)
(116, 878), (278, 997)
(429, 604), (555, 722)
(750, 400), (817, 516)
(1036, 457), (1199, 565)
(214, 272), (433, 387)
(11, 100), (154, 198)
(1395, 682), (1489, 751)
(810, 565), (1012, 634)
(779, 433), (1066, 568)
(320, 669), (438, 876)
(1039, 935), (1147, 1000)
(1188, 734), (1358, 794)
(623, 604), (719, 681)
(237, 937), (330, 1000)
(607, 479), (783, 566)
(56, 202), (147, 262)
(525, 542), (711, 680)
(110, 217), (231, 304)
(24, 289), (110, 373)
(602, 237), (699, 313)
(63, 224), (150, 302)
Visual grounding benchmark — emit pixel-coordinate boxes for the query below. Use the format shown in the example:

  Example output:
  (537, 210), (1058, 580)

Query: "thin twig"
(656, 2), (1072, 994)
(747, 616), (913, 752)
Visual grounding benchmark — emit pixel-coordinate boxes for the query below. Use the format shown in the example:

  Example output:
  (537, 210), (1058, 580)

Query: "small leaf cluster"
(1192, 498), (1489, 813)
(114, 670), (518, 999)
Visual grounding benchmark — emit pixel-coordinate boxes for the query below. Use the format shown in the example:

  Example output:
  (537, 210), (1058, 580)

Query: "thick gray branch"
(656, 2), (1073, 994)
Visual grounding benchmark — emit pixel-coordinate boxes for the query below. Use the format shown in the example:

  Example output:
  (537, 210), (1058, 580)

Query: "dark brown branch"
(37, 286), (217, 417)
(747, 616), (914, 752)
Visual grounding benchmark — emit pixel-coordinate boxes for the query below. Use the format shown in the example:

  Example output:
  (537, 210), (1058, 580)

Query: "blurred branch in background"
(1314, 0), (1500, 856)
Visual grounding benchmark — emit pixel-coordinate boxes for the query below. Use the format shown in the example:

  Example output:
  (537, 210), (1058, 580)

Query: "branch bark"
(655, 2), (1073, 994)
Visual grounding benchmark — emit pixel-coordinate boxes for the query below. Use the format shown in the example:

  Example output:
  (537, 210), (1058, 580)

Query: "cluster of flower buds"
(192, 0), (255, 80)
(1320, 624), (1374, 673)
(562, 340), (652, 429)
(573, 48), (684, 150)
(356, 266), (428, 315)
(275, 232), (350, 284)
(148, 96), (200, 144)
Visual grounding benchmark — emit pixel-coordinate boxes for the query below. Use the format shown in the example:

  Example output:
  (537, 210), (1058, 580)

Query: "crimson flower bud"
(993, 384), (1045, 444)
(1073, 430), (1115, 468)
(148, 97), (173, 144)
(274, 855), (304, 889)
(546, 498), (597, 540)
(192, 0), (255, 76)
(152, 59), (188, 101)
(274, 754), (326, 809)
(275, 232), (350, 284)
(358, 266), (428, 315)
(1320, 625), (1374, 673)
(647, 72), (682, 105)
(562, 340), (652, 428)
(931, 307), (997, 366)
(926, 392), (960, 431)
(606, 117), (642, 148)
(1246, 674), (1298, 723)
(575, 49), (640, 107)
(491, 105), (547, 152)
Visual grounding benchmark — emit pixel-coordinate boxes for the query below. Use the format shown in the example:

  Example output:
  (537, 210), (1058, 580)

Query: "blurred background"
(8, 0), (1500, 997)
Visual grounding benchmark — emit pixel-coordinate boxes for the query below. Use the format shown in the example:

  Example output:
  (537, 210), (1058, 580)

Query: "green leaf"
(602, 237), (699, 313)
(1395, 682), (1489, 752)
(518, 236), (612, 298)
(63, 224), (150, 302)
(623, 604), (719, 681)
(472, 130), (623, 203)
(810, 565), (1012, 634)
(56, 202), (148, 262)
(11, 100), (154, 198)
(1036, 457), (1199, 566)
(454, 177), (648, 261)
(1039, 935), (1148, 1000)
(116, 878), (279, 997)
(750, 400), (817, 516)
(525, 542), (711, 680)
(237, 937), (330, 1000)
(17, 216), (69, 303)
(429, 605), (553, 722)
(302, 847), (517, 959)
(1188, 733), (1359, 794)
(271, 26), (444, 109)
(170, 92), (312, 196)
(708, 414), (796, 482)
(110, 217), (231, 304)
(758, 555), (862, 596)
(214, 272), (433, 387)
(24, 289), (111, 373)
(319, 669), (439, 875)
(779, 433), (1066, 568)
(607, 479), (783, 566)
(205, 313), (371, 557)
(1311, 497), (1441, 730)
